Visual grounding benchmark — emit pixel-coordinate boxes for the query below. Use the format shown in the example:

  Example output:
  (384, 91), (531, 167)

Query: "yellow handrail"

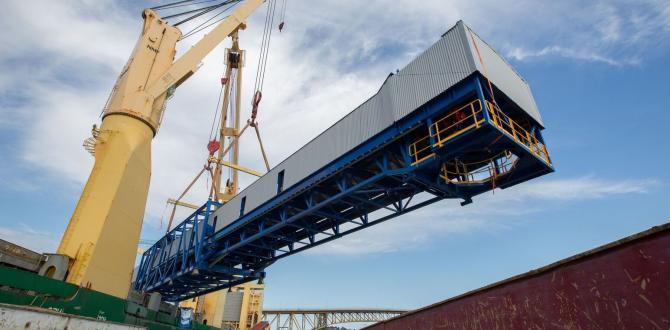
(486, 101), (551, 165)
(408, 135), (434, 165)
(409, 99), (487, 165)
(408, 99), (551, 167)
(430, 99), (485, 147)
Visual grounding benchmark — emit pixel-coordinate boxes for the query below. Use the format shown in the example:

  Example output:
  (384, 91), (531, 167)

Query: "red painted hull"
(366, 223), (670, 329)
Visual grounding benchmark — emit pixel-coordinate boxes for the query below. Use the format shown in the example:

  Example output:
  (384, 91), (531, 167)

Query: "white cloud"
(307, 177), (657, 256)
(488, 0), (670, 66)
(506, 46), (639, 67)
(1, 0), (668, 247)
(507, 176), (656, 201)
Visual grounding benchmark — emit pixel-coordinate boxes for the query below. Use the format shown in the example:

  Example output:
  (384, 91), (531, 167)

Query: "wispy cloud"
(0, 223), (59, 254)
(494, 0), (670, 66)
(1, 0), (668, 247)
(307, 177), (657, 256)
(506, 46), (639, 67)
(507, 176), (657, 200)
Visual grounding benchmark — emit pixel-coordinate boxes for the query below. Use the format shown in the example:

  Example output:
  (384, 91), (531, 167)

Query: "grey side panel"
(214, 91), (395, 232)
(222, 291), (244, 321)
(392, 23), (476, 120)
(184, 228), (193, 250)
(463, 23), (544, 126)
(211, 21), (543, 233)
(169, 239), (178, 256)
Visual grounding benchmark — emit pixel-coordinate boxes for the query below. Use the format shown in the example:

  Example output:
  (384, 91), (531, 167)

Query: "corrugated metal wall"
(390, 22), (476, 120)
(222, 291), (244, 322)
(212, 21), (541, 232)
(464, 26), (543, 126)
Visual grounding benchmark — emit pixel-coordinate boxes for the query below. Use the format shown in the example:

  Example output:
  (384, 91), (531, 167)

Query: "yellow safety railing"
(408, 98), (552, 167)
(409, 99), (485, 165)
(430, 99), (485, 148)
(485, 101), (551, 165)
(440, 150), (518, 185)
(408, 135), (434, 166)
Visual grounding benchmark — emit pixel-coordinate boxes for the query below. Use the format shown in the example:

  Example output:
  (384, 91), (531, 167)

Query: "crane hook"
(250, 91), (262, 127)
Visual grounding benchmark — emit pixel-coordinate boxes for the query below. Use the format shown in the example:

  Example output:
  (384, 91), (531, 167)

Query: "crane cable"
(151, 0), (221, 11)
(244, 0), (278, 172)
(208, 79), (225, 141)
(278, 0), (288, 32)
(251, 0), (278, 122)
(157, 0), (241, 27)
(151, 0), (200, 11)
(181, 1), (241, 39)
(174, 1), (240, 26)
(162, 3), (226, 20)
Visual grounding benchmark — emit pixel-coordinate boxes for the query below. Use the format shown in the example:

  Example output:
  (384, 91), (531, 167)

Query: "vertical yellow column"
(56, 9), (181, 299)
(58, 115), (153, 298)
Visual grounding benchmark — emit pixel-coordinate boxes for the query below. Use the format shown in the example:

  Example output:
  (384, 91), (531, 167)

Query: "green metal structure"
(0, 265), (216, 330)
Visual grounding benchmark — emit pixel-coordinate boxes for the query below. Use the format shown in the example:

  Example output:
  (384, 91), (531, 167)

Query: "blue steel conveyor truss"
(135, 74), (553, 301)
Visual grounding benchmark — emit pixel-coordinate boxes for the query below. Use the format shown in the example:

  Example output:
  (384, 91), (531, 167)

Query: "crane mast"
(56, 0), (265, 299)
(213, 32), (244, 202)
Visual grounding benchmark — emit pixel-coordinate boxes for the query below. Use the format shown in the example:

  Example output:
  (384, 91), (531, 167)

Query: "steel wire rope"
(208, 81), (226, 141)
(181, 2), (239, 39)
(279, 0), (287, 27)
(182, 14), (230, 39)
(253, 0), (277, 94)
(162, 3), (226, 20)
(166, 0), (240, 26)
(152, 0), (221, 11)
(259, 0), (278, 91)
(151, 0), (199, 10)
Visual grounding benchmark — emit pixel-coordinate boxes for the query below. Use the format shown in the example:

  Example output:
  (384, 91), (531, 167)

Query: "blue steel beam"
(135, 74), (553, 301)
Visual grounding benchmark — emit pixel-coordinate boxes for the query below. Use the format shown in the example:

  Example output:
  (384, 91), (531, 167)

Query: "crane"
(55, 0), (267, 300)
(0, 3), (555, 329)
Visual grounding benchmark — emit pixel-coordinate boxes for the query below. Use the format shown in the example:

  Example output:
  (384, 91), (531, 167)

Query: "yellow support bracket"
(208, 156), (263, 177)
(167, 198), (200, 210)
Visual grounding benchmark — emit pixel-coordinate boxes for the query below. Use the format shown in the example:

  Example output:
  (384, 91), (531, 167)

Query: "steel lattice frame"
(135, 74), (553, 301)
(262, 309), (406, 330)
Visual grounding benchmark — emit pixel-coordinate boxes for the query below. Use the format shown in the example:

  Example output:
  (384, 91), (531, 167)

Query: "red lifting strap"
(207, 140), (220, 156)
(221, 77), (228, 85)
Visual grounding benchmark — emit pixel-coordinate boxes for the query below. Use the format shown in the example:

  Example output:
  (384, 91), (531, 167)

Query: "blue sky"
(1, 0), (669, 324)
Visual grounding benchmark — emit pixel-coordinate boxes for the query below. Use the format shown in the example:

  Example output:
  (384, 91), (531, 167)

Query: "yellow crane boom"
(56, 0), (265, 299)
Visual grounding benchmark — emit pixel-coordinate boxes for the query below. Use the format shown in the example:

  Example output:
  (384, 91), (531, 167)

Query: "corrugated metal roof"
(463, 23), (543, 126)
(213, 20), (542, 231)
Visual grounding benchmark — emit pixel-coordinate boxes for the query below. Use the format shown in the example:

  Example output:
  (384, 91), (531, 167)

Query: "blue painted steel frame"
(135, 74), (553, 301)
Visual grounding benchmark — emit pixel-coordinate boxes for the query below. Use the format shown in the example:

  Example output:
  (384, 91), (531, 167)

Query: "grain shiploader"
(135, 20), (553, 301)
(0, 2), (561, 329)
